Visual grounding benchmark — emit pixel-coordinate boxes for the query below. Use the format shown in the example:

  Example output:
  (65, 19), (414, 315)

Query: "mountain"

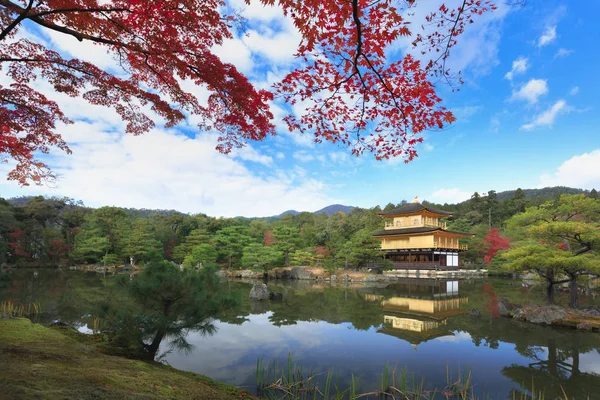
(315, 204), (356, 215)
(495, 186), (587, 201)
(273, 204), (355, 218)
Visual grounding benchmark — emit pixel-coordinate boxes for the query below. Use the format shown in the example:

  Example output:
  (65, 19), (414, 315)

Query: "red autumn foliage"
(7, 227), (30, 257)
(313, 246), (332, 257)
(1, 0), (494, 184)
(264, 231), (274, 247)
(482, 282), (499, 318)
(483, 228), (510, 265)
(48, 238), (71, 260)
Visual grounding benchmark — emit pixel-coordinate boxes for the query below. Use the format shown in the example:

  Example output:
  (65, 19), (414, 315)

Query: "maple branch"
(0, 0), (33, 41)
(29, 7), (131, 19)
(0, 0), (140, 50)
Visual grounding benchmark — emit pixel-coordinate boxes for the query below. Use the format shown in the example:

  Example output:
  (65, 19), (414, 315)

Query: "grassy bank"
(0, 318), (255, 400)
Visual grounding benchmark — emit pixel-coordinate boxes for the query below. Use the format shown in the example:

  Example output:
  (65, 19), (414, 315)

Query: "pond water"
(1, 269), (599, 399)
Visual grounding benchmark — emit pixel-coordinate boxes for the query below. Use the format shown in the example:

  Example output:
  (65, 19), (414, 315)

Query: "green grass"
(0, 318), (256, 400)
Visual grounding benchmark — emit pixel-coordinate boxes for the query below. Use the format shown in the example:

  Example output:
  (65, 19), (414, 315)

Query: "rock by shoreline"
(501, 302), (600, 331)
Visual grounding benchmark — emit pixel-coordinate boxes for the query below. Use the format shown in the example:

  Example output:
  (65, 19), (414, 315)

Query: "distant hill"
(495, 186), (586, 201)
(273, 204), (355, 218)
(315, 204), (356, 215)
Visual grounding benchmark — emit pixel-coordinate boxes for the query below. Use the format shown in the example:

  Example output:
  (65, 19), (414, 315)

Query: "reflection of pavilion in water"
(363, 279), (468, 345)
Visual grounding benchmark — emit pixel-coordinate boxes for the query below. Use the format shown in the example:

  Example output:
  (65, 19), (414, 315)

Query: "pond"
(1, 269), (599, 399)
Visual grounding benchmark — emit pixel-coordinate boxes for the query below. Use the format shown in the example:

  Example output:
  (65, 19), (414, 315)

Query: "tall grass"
(256, 355), (589, 400)
(0, 300), (41, 317)
(256, 354), (475, 400)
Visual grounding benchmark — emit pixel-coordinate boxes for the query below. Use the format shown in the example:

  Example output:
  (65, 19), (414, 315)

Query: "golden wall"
(380, 234), (434, 250)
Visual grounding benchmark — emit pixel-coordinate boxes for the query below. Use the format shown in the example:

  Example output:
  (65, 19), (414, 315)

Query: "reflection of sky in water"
(162, 312), (558, 396)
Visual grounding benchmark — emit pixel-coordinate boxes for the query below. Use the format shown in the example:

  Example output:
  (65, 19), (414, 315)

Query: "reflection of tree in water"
(503, 335), (600, 399)
(217, 282), (384, 330)
(448, 313), (600, 398)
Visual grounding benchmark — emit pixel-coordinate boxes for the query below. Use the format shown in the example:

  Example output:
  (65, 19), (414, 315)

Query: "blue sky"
(1, 0), (599, 217)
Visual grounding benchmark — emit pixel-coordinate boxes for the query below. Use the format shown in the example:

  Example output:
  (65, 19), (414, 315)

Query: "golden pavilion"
(372, 198), (473, 270)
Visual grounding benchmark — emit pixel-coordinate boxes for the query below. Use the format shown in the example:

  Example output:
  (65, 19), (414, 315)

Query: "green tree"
(347, 228), (382, 269)
(214, 226), (254, 269)
(87, 207), (132, 256)
(123, 220), (163, 264)
(502, 194), (600, 307)
(240, 243), (281, 272)
(70, 230), (110, 263)
(248, 219), (270, 242)
(512, 188), (527, 213)
(272, 225), (301, 266)
(172, 228), (211, 263)
(183, 244), (218, 268)
(589, 188), (598, 199)
(292, 248), (317, 267)
(102, 253), (121, 267)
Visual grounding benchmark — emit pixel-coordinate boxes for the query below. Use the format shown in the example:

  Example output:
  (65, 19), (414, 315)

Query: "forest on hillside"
(0, 186), (597, 270)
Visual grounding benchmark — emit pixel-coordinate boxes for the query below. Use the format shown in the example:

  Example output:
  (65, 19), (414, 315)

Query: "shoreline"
(0, 318), (256, 400)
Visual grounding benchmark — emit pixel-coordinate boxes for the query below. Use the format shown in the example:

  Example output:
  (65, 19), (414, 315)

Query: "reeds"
(256, 355), (586, 400)
(256, 354), (475, 400)
(0, 300), (41, 317)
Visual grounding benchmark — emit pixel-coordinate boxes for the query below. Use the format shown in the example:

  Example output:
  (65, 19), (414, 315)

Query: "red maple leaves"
(0, 0), (495, 184)
(483, 228), (510, 265)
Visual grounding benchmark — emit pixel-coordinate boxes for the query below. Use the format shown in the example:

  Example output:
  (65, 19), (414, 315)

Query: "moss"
(0, 318), (256, 400)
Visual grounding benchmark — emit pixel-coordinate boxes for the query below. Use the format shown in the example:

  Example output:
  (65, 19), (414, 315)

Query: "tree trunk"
(545, 268), (555, 305)
(228, 254), (232, 269)
(145, 328), (167, 361)
(569, 275), (579, 308)
(284, 250), (289, 266)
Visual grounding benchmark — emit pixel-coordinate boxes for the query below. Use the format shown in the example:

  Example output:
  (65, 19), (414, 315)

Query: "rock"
(269, 292), (283, 301)
(498, 297), (521, 317)
(249, 283), (269, 301)
(470, 308), (481, 318)
(330, 274), (336, 281)
(215, 269), (228, 278)
(240, 270), (263, 279)
(523, 305), (567, 325)
(581, 307), (600, 317)
(290, 266), (313, 280)
(512, 308), (527, 321)
(577, 322), (593, 331)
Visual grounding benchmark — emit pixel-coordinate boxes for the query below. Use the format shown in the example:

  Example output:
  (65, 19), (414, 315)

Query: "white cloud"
(452, 105), (482, 122)
(489, 116), (500, 133)
(511, 79), (548, 104)
(569, 86), (580, 96)
(429, 188), (472, 204)
(539, 150), (600, 190)
(538, 25), (557, 47)
(0, 126), (336, 217)
(521, 99), (569, 130)
(554, 48), (573, 58)
(293, 150), (315, 162)
(423, 143), (434, 152)
(329, 152), (350, 163)
(212, 37), (254, 74)
(242, 21), (301, 64)
(231, 145), (273, 166)
(229, 0), (285, 22)
(504, 56), (528, 80)
(276, 152), (285, 160)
